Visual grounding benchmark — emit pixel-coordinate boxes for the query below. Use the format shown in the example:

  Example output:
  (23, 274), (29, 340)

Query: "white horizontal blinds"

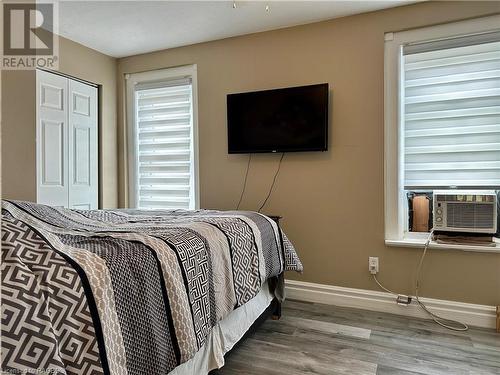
(403, 33), (500, 189)
(135, 78), (194, 209)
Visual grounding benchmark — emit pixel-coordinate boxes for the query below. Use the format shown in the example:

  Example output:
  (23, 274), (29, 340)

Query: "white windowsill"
(385, 238), (500, 253)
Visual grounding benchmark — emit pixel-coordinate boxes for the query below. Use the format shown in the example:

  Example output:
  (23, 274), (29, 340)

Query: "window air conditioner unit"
(433, 190), (497, 234)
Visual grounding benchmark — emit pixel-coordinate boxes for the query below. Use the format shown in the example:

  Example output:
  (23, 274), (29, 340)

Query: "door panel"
(41, 120), (64, 185)
(73, 92), (91, 116)
(68, 80), (98, 209)
(73, 126), (91, 185)
(36, 70), (69, 207)
(41, 84), (64, 110)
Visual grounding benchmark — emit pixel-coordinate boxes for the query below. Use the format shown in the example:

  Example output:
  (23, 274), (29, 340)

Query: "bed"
(1, 200), (302, 375)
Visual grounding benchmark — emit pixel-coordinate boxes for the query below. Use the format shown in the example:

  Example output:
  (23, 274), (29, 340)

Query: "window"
(126, 66), (199, 210)
(403, 35), (500, 189)
(384, 15), (500, 245)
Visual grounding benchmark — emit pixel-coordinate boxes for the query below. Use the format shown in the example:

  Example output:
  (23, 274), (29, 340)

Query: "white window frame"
(384, 15), (500, 252)
(126, 65), (199, 209)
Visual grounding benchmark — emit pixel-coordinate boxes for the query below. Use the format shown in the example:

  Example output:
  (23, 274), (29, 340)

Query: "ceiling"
(57, 1), (417, 58)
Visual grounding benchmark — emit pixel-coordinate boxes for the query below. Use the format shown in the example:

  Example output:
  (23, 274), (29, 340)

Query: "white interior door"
(36, 70), (69, 207)
(68, 79), (98, 209)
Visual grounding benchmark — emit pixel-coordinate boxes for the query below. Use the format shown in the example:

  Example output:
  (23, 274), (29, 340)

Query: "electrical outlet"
(369, 257), (379, 274)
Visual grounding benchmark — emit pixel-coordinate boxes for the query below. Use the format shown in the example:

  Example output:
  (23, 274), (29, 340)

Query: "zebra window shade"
(403, 38), (500, 189)
(134, 79), (195, 209)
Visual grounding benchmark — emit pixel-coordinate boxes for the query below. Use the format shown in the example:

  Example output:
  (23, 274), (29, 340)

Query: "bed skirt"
(171, 281), (274, 374)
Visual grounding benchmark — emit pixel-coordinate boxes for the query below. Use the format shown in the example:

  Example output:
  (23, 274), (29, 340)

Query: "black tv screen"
(227, 83), (328, 153)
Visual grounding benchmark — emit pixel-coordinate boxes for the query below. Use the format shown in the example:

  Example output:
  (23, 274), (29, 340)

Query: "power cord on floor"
(258, 153), (285, 213)
(373, 274), (397, 295)
(414, 230), (468, 331)
(236, 154), (252, 210)
(373, 230), (468, 332)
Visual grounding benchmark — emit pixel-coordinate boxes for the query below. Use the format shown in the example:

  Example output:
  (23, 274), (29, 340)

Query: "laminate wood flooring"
(213, 299), (500, 375)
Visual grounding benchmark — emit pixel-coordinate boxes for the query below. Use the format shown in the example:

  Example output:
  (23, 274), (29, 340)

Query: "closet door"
(68, 79), (98, 209)
(36, 70), (69, 207)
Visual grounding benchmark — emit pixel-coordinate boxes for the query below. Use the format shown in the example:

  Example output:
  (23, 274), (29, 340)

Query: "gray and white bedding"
(1, 200), (302, 375)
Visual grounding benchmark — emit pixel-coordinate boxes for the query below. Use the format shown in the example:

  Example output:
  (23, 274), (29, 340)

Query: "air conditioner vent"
(446, 203), (494, 229)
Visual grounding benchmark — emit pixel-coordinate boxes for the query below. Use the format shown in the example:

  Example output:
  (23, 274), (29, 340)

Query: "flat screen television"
(227, 83), (329, 153)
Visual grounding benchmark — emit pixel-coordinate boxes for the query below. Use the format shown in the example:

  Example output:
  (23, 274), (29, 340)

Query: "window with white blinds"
(133, 77), (196, 209)
(402, 34), (500, 189)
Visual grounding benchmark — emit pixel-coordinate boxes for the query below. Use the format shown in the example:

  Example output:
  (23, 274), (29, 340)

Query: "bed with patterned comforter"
(1, 200), (302, 375)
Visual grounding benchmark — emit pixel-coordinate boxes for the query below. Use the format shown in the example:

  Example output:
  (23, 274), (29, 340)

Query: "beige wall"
(2, 70), (37, 201)
(1, 35), (118, 208)
(118, 1), (500, 305)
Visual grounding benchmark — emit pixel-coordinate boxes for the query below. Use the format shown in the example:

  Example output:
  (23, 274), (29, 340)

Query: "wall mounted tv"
(227, 83), (329, 154)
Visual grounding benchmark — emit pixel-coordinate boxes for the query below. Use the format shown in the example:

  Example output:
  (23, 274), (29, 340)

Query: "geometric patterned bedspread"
(1, 200), (302, 375)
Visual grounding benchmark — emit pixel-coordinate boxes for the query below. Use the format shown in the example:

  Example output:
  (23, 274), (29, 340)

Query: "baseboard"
(285, 280), (497, 329)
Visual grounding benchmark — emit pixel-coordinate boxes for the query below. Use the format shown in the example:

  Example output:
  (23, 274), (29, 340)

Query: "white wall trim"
(285, 280), (497, 329)
(385, 238), (500, 254)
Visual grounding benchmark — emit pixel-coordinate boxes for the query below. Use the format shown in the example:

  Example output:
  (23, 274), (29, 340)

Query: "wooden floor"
(214, 299), (500, 375)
